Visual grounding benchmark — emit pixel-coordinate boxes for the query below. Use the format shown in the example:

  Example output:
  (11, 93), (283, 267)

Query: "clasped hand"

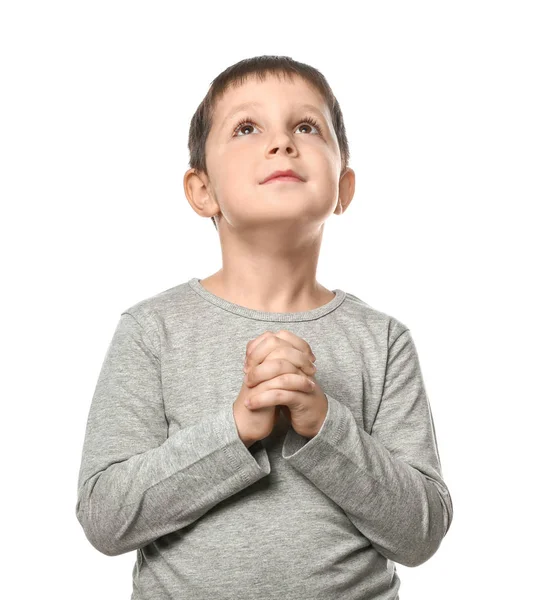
(243, 330), (328, 439)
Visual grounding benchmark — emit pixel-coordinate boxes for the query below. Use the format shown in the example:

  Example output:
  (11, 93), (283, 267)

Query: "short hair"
(187, 55), (351, 231)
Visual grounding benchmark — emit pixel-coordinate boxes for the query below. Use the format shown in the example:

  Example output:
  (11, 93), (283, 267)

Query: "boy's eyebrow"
(219, 101), (329, 131)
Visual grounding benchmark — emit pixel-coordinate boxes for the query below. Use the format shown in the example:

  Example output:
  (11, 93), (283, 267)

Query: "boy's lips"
(260, 169), (305, 184)
(262, 176), (304, 184)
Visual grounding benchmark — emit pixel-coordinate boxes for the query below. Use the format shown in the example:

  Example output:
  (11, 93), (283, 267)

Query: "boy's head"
(185, 55), (354, 234)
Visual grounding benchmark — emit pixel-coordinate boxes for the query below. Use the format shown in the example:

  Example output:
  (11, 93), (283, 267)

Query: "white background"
(2, 1), (537, 598)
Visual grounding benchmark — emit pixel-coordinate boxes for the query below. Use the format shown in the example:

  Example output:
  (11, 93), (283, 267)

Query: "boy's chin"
(257, 187), (311, 203)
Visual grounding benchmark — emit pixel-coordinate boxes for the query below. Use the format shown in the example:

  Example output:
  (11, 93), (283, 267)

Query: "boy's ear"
(183, 168), (221, 221)
(334, 167), (355, 215)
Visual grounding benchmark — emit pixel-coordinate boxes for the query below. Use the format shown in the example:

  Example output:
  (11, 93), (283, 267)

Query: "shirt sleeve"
(75, 310), (271, 557)
(281, 325), (453, 568)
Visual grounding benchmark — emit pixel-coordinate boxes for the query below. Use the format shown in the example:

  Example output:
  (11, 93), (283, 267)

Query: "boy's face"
(201, 74), (351, 231)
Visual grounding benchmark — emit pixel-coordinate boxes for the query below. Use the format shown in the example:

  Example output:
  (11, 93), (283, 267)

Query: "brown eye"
(232, 118), (259, 137)
(295, 117), (322, 136)
(238, 124), (254, 135)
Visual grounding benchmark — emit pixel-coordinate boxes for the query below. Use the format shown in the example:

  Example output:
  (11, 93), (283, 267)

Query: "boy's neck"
(199, 272), (336, 314)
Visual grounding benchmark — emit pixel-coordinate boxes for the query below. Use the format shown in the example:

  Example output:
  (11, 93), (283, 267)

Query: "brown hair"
(187, 55), (351, 231)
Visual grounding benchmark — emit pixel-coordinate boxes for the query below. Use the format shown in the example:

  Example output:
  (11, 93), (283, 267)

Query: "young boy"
(76, 55), (453, 600)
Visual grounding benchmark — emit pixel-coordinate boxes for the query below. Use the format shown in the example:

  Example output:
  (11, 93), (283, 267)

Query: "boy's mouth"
(260, 169), (305, 184)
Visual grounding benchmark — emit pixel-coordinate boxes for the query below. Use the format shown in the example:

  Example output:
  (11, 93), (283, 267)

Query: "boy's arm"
(75, 310), (270, 557)
(281, 322), (453, 568)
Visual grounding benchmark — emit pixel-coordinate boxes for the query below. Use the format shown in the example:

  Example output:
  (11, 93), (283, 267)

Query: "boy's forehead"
(213, 75), (328, 127)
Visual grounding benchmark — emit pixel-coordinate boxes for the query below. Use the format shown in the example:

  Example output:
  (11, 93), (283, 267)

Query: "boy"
(76, 55), (453, 600)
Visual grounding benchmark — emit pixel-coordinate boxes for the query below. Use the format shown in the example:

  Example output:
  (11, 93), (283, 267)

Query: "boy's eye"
(232, 116), (323, 138)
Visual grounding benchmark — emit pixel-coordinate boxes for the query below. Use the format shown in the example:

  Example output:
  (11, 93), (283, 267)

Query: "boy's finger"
(246, 331), (273, 355)
(245, 332), (316, 381)
(273, 329), (316, 361)
(245, 336), (292, 373)
(246, 382), (312, 410)
(245, 355), (315, 387)
(247, 330), (315, 362)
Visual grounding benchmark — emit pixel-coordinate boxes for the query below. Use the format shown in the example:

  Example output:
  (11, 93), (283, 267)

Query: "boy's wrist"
(241, 435), (256, 448)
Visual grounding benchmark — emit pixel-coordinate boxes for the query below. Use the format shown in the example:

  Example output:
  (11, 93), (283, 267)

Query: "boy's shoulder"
(120, 280), (194, 321)
(339, 291), (410, 345)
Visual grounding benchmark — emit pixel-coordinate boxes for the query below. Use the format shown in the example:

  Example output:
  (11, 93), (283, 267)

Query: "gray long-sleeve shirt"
(75, 277), (453, 600)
